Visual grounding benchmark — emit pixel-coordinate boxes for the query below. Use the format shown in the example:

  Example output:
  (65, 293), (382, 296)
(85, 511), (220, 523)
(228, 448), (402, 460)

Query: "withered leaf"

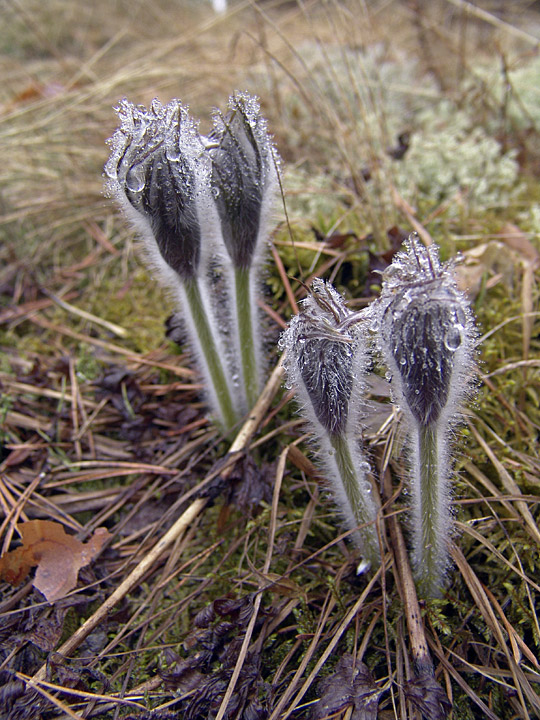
(226, 456), (274, 515)
(160, 651), (206, 693)
(404, 672), (452, 720)
(163, 594), (269, 719)
(499, 222), (540, 264)
(26, 606), (67, 652)
(312, 653), (382, 720)
(0, 520), (110, 603)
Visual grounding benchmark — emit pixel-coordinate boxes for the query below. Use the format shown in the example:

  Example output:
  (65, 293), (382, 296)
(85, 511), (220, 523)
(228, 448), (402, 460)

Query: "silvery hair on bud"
(280, 280), (380, 559)
(374, 233), (477, 431)
(209, 92), (279, 271)
(105, 98), (223, 288)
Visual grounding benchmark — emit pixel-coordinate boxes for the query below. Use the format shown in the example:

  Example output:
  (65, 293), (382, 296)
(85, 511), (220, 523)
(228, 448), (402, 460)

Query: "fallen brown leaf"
(498, 222), (540, 265)
(0, 520), (110, 603)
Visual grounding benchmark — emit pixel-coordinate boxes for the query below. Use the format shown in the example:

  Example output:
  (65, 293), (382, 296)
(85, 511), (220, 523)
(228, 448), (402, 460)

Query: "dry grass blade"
(214, 445), (287, 720)
(41, 289), (128, 338)
(444, 0), (540, 45)
(426, 643), (502, 720)
(15, 673), (87, 720)
(468, 421), (540, 547)
(383, 469), (452, 719)
(271, 570), (383, 720)
(451, 545), (535, 718)
(15, 672), (146, 712)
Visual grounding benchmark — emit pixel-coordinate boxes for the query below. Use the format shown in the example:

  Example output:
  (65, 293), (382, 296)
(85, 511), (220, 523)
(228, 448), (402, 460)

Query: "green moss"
(86, 265), (175, 354)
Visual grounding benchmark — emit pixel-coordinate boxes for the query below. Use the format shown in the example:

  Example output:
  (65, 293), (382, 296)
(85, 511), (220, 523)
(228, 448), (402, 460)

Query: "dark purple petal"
(209, 93), (277, 269)
(385, 288), (467, 426)
(138, 149), (201, 280)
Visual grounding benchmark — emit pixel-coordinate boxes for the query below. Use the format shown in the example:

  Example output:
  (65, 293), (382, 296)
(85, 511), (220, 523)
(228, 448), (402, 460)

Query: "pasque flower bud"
(209, 92), (278, 270)
(207, 92), (279, 409)
(282, 280), (361, 436)
(105, 98), (215, 281)
(281, 280), (381, 570)
(105, 98), (237, 430)
(374, 233), (475, 429)
(371, 233), (477, 596)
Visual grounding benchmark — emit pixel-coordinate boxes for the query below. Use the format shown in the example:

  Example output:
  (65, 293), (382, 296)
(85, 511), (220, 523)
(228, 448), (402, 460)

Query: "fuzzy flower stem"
(414, 424), (445, 597)
(183, 277), (238, 431)
(330, 433), (380, 569)
(234, 266), (259, 409)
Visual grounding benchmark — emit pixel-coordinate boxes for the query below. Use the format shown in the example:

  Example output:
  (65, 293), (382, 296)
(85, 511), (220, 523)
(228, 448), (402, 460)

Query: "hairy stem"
(235, 266), (260, 409)
(413, 424), (448, 597)
(330, 433), (381, 570)
(184, 277), (238, 431)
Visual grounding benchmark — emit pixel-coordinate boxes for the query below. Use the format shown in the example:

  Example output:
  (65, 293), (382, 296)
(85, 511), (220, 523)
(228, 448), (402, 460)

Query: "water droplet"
(166, 144), (182, 162)
(104, 158), (117, 180)
(125, 164), (146, 192)
(399, 357), (407, 366)
(356, 558), (371, 575)
(444, 325), (462, 352)
(369, 317), (380, 332)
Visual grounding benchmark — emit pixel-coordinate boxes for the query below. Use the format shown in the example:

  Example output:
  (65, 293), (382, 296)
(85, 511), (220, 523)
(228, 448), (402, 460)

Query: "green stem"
(416, 424), (445, 597)
(184, 278), (237, 431)
(330, 433), (380, 569)
(235, 266), (259, 409)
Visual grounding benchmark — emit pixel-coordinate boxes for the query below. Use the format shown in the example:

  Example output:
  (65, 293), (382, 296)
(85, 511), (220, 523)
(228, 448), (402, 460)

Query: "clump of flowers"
(282, 234), (477, 596)
(105, 93), (279, 431)
(106, 91), (477, 596)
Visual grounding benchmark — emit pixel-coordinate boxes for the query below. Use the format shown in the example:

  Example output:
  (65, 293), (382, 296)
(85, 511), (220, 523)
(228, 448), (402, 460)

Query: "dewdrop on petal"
(280, 279), (381, 569)
(105, 98), (212, 281)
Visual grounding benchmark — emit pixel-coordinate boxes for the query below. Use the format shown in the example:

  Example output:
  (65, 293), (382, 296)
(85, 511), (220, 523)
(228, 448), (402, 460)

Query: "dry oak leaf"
(0, 520), (110, 602)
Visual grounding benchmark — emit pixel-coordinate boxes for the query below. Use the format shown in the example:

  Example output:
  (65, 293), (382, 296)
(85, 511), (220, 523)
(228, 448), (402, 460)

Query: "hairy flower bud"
(281, 279), (364, 436)
(280, 280), (381, 567)
(370, 233), (477, 596)
(106, 99), (210, 281)
(373, 233), (475, 428)
(209, 92), (278, 270)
